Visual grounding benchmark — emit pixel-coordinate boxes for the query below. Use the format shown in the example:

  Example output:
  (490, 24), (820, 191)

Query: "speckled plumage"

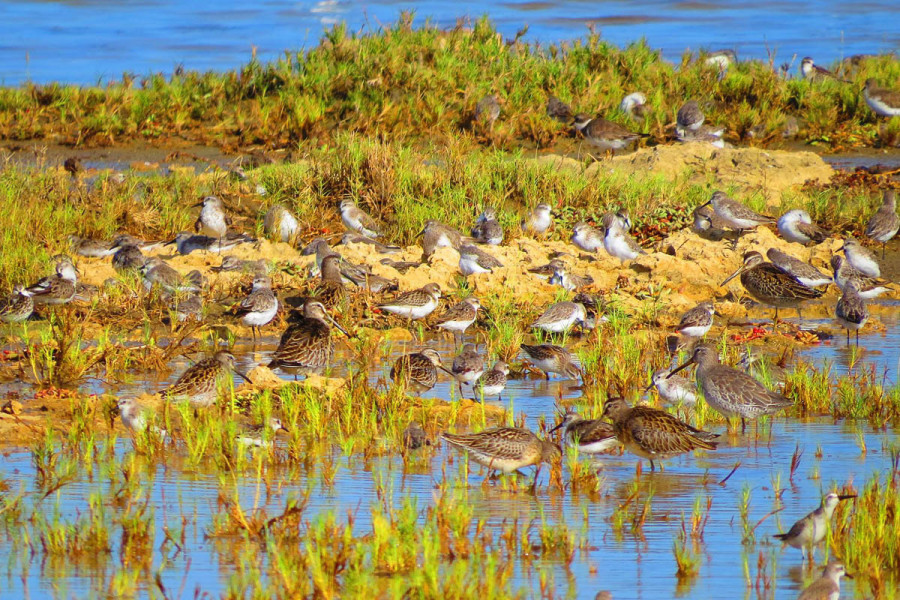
(267, 301), (347, 377)
(391, 349), (442, 393)
(531, 301), (588, 333)
(722, 251), (824, 320)
(0, 286), (34, 323)
(377, 283), (441, 320)
(161, 351), (243, 407)
(441, 427), (561, 474)
(550, 411), (618, 455)
(520, 343), (582, 380)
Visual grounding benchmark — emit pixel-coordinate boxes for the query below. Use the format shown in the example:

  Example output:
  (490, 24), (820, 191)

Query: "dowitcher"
(458, 244), (503, 276)
(377, 283), (441, 320)
(700, 191), (775, 237)
(646, 368), (698, 405)
(445, 343), (484, 397)
(830, 255), (892, 299)
(23, 258), (78, 305)
(766, 249), (832, 288)
(267, 301), (349, 378)
(402, 421), (430, 450)
(522, 203), (553, 234)
(340, 232), (401, 254)
(193, 196), (230, 240)
(549, 263), (593, 291)
(774, 492), (856, 556)
(865, 190), (899, 258)
(161, 351), (249, 407)
(573, 114), (645, 154)
(474, 94), (502, 129)
(863, 78), (900, 117)
(339, 199), (381, 238)
(798, 562), (852, 600)
(721, 251), (824, 322)
(531, 301), (588, 334)
(776, 209), (829, 245)
(840, 237), (880, 278)
(473, 360), (509, 401)
(835, 283), (868, 347)
(620, 92), (649, 121)
(675, 301), (714, 338)
(519, 343), (582, 380)
(546, 96), (573, 123)
(601, 212), (645, 261)
(313, 254), (347, 309)
(236, 417), (289, 448)
(676, 100), (704, 131)
(0, 286), (34, 323)
(440, 426), (561, 484)
(391, 349), (442, 393)
(471, 207), (503, 245)
(601, 396), (719, 471)
(669, 344), (792, 432)
(435, 297), (480, 344)
(550, 410), (618, 455)
(263, 204), (299, 243)
(572, 221), (604, 253)
(236, 275), (278, 341)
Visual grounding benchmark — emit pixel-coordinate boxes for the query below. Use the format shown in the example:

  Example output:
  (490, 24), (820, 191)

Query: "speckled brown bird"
(721, 251), (824, 322)
(391, 348), (443, 393)
(267, 301), (349, 379)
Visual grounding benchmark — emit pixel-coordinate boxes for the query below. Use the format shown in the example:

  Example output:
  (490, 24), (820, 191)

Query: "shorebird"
(675, 125), (725, 148)
(110, 238), (146, 272)
(774, 492), (856, 556)
(377, 283), (441, 320)
(766, 249), (832, 288)
(777, 209), (829, 245)
(161, 351), (249, 407)
(863, 78), (900, 117)
(800, 57), (846, 82)
(700, 191), (775, 239)
(440, 426), (561, 485)
(435, 297), (480, 345)
(471, 207), (503, 245)
(0, 286), (34, 323)
(263, 204), (299, 243)
(669, 344), (793, 432)
(167, 231), (255, 255)
(601, 212), (644, 261)
(267, 301), (349, 379)
(546, 96), (573, 123)
(339, 199), (381, 238)
(721, 251), (824, 322)
(117, 398), (166, 438)
(402, 422), (430, 451)
(519, 343), (582, 380)
(676, 100), (704, 132)
(550, 410), (618, 455)
(647, 368), (698, 405)
(170, 292), (203, 322)
(391, 349), (443, 393)
(235, 417), (289, 448)
(474, 94), (501, 129)
(68, 235), (116, 258)
(692, 204), (733, 242)
(340, 233), (401, 254)
(379, 258), (421, 274)
(313, 255), (347, 310)
(830, 255), (892, 299)
(140, 258), (199, 294)
(23, 258), (78, 305)
(236, 275), (278, 341)
(417, 220), (469, 260)
(337, 258), (397, 294)
(620, 92), (650, 121)
(194, 196), (230, 240)
(835, 282), (868, 346)
(531, 301), (588, 334)
(601, 396), (719, 471)
(798, 562), (852, 600)
(704, 49), (736, 71)
(865, 190), (899, 258)
(472, 360), (509, 401)
(549, 263), (593, 291)
(528, 258), (567, 281)
(445, 343), (484, 397)
(675, 302), (715, 338)
(458, 244), (503, 276)
(573, 113), (646, 155)
(572, 222), (604, 253)
(522, 203), (554, 234)
(840, 238), (881, 278)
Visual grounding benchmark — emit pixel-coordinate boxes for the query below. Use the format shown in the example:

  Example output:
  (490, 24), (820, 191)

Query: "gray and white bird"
(339, 199), (381, 238)
(620, 92), (650, 121)
(700, 190), (776, 235)
(522, 203), (553, 234)
(194, 196), (231, 239)
(798, 562), (852, 600)
(676, 100), (705, 132)
(549, 263), (593, 291)
(675, 302), (715, 338)
(236, 275), (279, 341)
(647, 368), (698, 405)
(830, 255), (892, 299)
(573, 113), (645, 154)
(377, 283), (442, 320)
(572, 221), (604, 253)
(117, 397), (167, 439)
(840, 238), (881, 278)
(531, 301), (589, 334)
(766, 249), (832, 288)
(168, 231), (255, 255)
(865, 190), (900, 258)
(472, 360), (509, 400)
(471, 207), (503, 245)
(236, 418), (288, 448)
(458, 244), (503, 276)
(835, 282), (868, 347)
(773, 492), (856, 556)
(340, 233), (401, 254)
(800, 57), (846, 82)
(777, 209), (829, 245)
(263, 204), (300, 243)
(601, 212), (644, 261)
(435, 297), (481, 343)
(23, 257), (78, 306)
(863, 78), (900, 118)
(445, 343), (485, 397)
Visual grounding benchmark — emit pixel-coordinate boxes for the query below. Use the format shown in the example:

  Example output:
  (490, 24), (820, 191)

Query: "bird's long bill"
(548, 420), (565, 434)
(667, 358), (694, 378)
(838, 494), (857, 501)
(164, 238), (177, 246)
(234, 370), (253, 384)
(326, 314), (351, 338)
(643, 382), (654, 392)
(720, 264), (746, 287)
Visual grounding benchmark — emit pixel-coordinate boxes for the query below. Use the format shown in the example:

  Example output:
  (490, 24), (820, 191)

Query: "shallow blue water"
(1, 0), (899, 85)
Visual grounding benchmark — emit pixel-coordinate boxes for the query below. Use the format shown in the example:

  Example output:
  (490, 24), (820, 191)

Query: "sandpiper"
(140, 258), (197, 294)
(471, 207), (503, 245)
(572, 222), (604, 253)
(236, 275), (278, 341)
(391, 348), (443, 393)
(601, 396), (718, 471)
(474, 94), (501, 129)
(235, 417), (289, 448)
(704, 49), (736, 71)
(798, 562), (852, 600)
(573, 113), (646, 155)
(0, 286), (34, 323)
(777, 209), (829, 245)
(519, 343), (582, 380)
(647, 368), (698, 405)
(339, 199), (381, 238)
(267, 301), (349, 378)
(161, 351), (248, 407)
(458, 244), (503, 276)
(692, 205), (733, 241)
(522, 203), (554, 234)
(800, 57), (846, 82)
(379, 258), (421, 274)
(528, 258), (567, 281)
(210, 256), (267, 274)
(835, 282), (868, 346)
(194, 196), (231, 239)
(830, 255), (892, 299)
(435, 297), (481, 344)
(117, 398), (166, 438)
(676, 100), (704, 132)
(675, 301), (715, 338)
(340, 233), (401, 254)
(110, 238), (146, 272)
(445, 343), (485, 397)
(863, 78), (900, 117)
(168, 231), (255, 255)
(312, 255), (347, 309)
(700, 191), (776, 237)
(840, 237), (881, 278)
(865, 190), (899, 258)
(549, 263), (593, 291)
(263, 204), (299, 243)
(531, 301), (588, 334)
(546, 96), (573, 123)
(765, 249), (832, 288)
(440, 426), (561, 482)
(170, 292), (203, 322)
(620, 92), (650, 121)
(402, 421), (430, 450)
(774, 492), (856, 556)
(378, 283), (441, 320)
(337, 258), (397, 294)
(721, 251), (824, 322)
(23, 258), (78, 305)
(68, 235), (116, 258)
(602, 212), (645, 261)
(669, 344), (793, 432)
(675, 125), (725, 148)
(417, 220), (469, 260)
(550, 410), (618, 455)
(473, 360), (509, 401)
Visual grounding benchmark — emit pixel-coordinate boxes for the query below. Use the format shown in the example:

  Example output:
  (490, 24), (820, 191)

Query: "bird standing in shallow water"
(798, 562), (852, 600)
(391, 349), (443, 393)
(267, 301), (348, 379)
(161, 351), (249, 407)
(773, 492), (856, 558)
(865, 189), (899, 259)
(835, 282), (868, 347)
(550, 410), (618, 456)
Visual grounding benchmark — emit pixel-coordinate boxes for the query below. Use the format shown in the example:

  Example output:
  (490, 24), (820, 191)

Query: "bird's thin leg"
(741, 418), (747, 434)
(531, 465), (542, 493)
(649, 460), (656, 472)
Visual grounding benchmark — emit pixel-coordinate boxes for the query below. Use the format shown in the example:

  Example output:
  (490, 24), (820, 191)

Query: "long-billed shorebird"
(531, 301), (588, 334)
(161, 351), (249, 407)
(601, 396), (718, 471)
(831, 255), (892, 299)
(440, 426), (561, 486)
(339, 199), (381, 239)
(865, 190), (899, 258)
(835, 282), (868, 347)
(0, 286), (34, 323)
(519, 344), (582, 380)
(700, 191), (775, 239)
(267, 301), (348, 379)
(675, 301), (714, 338)
(377, 283), (441, 320)
(391, 349), (442, 393)
(669, 344), (792, 432)
(721, 251), (824, 323)
(550, 410), (618, 456)
(435, 297), (480, 345)
(776, 209), (829, 245)
(774, 492), (856, 557)
(798, 562), (852, 600)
